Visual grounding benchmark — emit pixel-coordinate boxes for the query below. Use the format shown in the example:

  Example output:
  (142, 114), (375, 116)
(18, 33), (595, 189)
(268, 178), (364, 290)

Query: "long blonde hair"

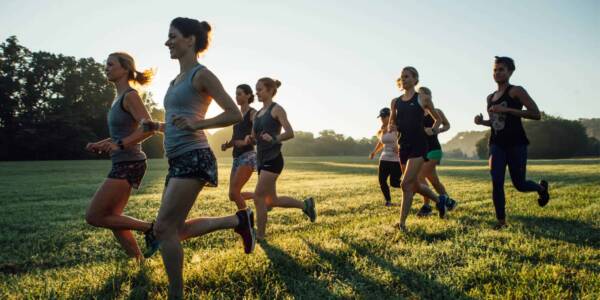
(109, 52), (154, 86)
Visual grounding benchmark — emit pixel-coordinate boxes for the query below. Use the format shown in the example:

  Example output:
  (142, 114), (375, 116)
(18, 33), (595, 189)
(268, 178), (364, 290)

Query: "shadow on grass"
(77, 263), (151, 299)
(512, 215), (599, 249)
(259, 241), (337, 299)
(339, 236), (476, 300)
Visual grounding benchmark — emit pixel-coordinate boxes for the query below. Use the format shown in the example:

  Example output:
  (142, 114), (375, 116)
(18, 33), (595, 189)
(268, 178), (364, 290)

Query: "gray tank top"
(253, 102), (282, 164)
(107, 89), (147, 163)
(163, 64), (210, 158)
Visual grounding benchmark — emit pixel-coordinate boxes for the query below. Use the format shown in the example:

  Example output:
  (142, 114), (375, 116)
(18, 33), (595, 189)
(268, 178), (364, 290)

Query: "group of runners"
(83, 17), (550, 298)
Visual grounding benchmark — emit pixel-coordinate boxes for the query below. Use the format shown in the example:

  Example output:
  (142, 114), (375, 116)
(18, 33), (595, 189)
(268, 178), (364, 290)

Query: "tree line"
(1, 36), (597, 161)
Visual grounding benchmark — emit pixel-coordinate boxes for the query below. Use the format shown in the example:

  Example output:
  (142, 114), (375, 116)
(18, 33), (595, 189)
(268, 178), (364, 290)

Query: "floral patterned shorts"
(166, 148), (218, 187)
(232, 151), (257, 174)
(107, 160), (147, 189)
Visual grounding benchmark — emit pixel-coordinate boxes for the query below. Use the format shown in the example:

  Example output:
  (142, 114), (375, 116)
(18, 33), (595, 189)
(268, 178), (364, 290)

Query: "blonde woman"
(85, 52), (157, 260)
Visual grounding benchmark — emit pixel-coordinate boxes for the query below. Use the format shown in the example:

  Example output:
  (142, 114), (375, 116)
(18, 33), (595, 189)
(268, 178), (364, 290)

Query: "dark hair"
(258, 77), (282, 96)
(237, 84), (254, 103)
(170, 17), (212, 54)
(495, 56), (515, 72)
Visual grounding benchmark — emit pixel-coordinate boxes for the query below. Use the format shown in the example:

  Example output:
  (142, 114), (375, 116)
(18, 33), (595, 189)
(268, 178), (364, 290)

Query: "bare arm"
(120, 91), (154, 147)
(434, 108), (450, 134)
(388, 98), (397, 132)
(506, 86), (541, 120)
(373, 141), (384, 153)
(272, 105), (294, 142)
(420, 94), (442, 131)
(475, 95), (493, 127)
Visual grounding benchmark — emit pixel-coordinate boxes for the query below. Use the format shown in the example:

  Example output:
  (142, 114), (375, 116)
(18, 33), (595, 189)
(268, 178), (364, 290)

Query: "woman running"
(84, 52), (157, 261)
(221, 84), (257, 209)
(389, 66), (449, 231)
(247, 77), (316, 242)
(474, 56), (550, 230)
(415, 87), (458, 217)
(143, 17), (255, 299)
(369, 107), (401, 207)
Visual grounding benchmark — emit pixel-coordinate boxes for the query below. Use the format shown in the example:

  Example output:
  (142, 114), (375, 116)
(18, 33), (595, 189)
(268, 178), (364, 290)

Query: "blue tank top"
(107, 89), (147, 163)
(163, 64), (211, 158)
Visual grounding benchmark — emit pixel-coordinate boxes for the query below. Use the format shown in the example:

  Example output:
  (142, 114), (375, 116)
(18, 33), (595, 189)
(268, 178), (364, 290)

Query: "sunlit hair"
(258, 77), (282, 97)
(171, 17), (212, 56)
(109, 52), (154, 86)
(237, 84), (254, 104)
(418, 86), (431, 96)
(396, 66), (419, 90)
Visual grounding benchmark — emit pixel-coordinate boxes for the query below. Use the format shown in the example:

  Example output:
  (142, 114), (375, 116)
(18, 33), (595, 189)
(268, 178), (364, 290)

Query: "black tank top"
(395, 92), (427, 147)
(253, 102), (282, 164)
(487, 85), (529, 147)
(231, 108), (256, 158)
(423, 114), (441, 151)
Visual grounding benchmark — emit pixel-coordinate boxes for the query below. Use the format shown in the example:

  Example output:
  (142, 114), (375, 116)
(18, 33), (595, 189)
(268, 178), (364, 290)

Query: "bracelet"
(116, 139), (124, 150)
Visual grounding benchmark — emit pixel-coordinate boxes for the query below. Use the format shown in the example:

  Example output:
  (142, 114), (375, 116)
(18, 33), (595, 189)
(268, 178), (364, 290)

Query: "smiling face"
(104, 55), (128, 83)
(493, 62), (512, 84)
(255, 81), (272, 102)
(164, 26), (194, 59)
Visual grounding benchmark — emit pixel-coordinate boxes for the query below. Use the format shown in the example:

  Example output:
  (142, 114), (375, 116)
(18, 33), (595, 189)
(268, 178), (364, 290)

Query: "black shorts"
(166, 148), (218, 187)
(258, 153), (284, 175)
(107, 160), (147, 189)
(399, 142), (428, 165)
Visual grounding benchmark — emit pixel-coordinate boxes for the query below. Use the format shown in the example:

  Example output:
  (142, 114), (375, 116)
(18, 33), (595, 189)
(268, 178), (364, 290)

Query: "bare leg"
(228, 165), (254, 210)
(399, 158), (424, 228)
(85, 178), (151, 259)
(254, 171), (278, 240)
(153, 178), (204, 299)
(179, 215), (238, 241)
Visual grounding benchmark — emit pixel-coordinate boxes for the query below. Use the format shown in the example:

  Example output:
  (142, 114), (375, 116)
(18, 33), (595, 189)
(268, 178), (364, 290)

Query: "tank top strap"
(267, 102), (277, 114)
(188, 64), (206, 84)
(117, 88), (136, 116)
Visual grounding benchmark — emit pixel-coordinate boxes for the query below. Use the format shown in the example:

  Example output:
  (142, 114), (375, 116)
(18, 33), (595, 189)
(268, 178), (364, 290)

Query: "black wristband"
(117, 139), (124, 150)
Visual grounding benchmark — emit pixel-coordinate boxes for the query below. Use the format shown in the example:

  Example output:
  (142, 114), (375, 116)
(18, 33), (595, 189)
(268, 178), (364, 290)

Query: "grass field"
(0, 157), (599, 299)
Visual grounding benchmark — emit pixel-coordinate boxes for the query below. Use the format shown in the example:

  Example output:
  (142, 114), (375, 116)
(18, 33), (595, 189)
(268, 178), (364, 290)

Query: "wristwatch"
(116, 139), (124, 150)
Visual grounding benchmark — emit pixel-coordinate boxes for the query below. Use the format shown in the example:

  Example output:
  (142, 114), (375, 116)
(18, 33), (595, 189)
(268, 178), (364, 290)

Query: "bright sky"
(2, 0), (599, 142)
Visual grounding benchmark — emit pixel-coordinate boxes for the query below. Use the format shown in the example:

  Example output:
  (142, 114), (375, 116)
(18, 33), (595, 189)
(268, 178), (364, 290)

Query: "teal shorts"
(426, 149), (443, 162)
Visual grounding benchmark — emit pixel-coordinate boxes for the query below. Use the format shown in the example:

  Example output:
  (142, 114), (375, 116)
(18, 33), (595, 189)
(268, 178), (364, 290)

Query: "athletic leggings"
(378, 160), (402, 202)
(489, 144), (542, 220)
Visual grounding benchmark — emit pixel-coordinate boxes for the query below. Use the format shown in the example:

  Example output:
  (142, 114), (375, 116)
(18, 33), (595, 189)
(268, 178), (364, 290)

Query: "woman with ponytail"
(389, 67), (450, 231)
(84, 52), (158, 261)
(141, 17), (254, 299)
(221, 84), (257, 210)
(247, 77), (316, 242)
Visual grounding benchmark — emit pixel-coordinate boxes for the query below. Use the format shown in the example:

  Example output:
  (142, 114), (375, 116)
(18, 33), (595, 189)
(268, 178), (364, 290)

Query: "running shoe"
(303, 197), (317, 222)
(446, 197), (458, 211)
(416, 204), (433, 217)
(143, 222), (161, 258)
(234, 208), (256, 254)
(537, 180), (550, 207)
(436, 195), (447, 219)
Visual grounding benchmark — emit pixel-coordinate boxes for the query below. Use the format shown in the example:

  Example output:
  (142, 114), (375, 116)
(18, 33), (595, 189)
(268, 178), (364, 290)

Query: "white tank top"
(380, 131), (399, 162)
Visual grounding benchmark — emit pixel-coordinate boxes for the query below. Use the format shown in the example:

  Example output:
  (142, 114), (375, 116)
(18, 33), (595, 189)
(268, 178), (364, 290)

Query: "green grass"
(0, 157), (599, 299)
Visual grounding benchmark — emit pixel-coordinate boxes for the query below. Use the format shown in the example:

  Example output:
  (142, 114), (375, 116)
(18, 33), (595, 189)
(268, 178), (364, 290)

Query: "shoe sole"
(244, 208), (256, 254)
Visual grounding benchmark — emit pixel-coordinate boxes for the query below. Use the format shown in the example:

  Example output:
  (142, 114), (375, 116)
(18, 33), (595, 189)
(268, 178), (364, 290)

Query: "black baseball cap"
(377, 107), (391, 118)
